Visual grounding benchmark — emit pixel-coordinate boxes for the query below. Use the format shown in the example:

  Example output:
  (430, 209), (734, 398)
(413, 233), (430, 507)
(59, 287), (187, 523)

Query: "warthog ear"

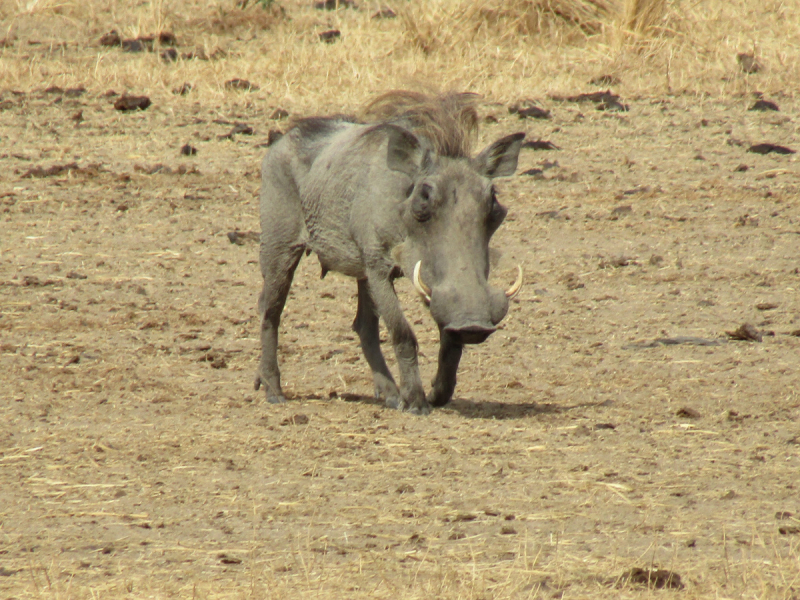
(385, 125), (426, 177)
(474, 132), (526, 178)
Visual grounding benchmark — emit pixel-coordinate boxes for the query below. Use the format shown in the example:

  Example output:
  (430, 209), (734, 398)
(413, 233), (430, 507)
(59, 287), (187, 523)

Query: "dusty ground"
(2, 6), (800, 598)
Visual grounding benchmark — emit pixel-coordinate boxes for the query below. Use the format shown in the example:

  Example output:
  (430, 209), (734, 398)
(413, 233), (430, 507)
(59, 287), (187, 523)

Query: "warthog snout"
(443, 324), (496, 345)
(414, 261), (522, 344)
(428, 281), (510, 344)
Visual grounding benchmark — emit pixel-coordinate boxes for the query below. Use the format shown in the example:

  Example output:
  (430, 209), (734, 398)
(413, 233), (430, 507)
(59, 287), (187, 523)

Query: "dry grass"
(2, 1), (800, 599)
(1, 0), (798, 111)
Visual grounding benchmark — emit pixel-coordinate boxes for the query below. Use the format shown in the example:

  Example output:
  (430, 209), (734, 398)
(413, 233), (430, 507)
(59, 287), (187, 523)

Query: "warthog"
(255, 91), (524, 414)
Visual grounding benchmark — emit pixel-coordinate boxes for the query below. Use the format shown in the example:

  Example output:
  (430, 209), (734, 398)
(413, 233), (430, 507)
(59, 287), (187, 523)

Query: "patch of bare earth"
(2, 3), (800, 598)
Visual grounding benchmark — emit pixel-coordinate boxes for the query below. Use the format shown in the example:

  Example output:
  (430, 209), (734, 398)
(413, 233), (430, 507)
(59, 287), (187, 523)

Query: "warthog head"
(386, 127), (525, 345)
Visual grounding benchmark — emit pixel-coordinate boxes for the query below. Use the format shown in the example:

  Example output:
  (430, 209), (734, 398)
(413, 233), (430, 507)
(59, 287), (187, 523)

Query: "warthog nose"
(444, 324), (496, 345)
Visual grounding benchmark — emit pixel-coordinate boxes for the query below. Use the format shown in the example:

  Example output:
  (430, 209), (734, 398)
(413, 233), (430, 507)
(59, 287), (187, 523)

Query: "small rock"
(737, 52), (761, 74)
(734, 164), (749, 172)
(114, 95), (151, 111)
(748, 143), (795, 155)
(621, 568), (683, 590)
(161, 48), (178, 62)
(99, 31), (121, 47)
(755, 302), (778, 311)
(219, 123), (254, 140)
(314, 0), (357, 8)
(270, 108), (289, 120)
(749, 99), (779, 111)
(509, 104), (550, 119)
(597, 98), (629, 112)
(224, 78), (259, 91)
(158, 31), (177, 46)
(676, 407), (701, 419)
(611, 204), (633, 217)
(218, 553), (242, 564)
(521, 168), (544, 178)
(372, 6), (396, 18)
(589, 74), (621, 86)
(319, 29), (341, 43)
(281, 414), (309, 426)
(521, 139), (559, 150)
(180, 144), (197, 156)
(726, 323), (762, 342)
(121, 38), (148, 53)
(227, 230), (259, 245)
(173, 83), (192, 95)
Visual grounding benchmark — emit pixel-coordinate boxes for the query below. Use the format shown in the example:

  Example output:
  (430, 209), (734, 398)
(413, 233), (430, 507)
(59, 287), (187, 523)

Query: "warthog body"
(255, 92), (524, 414)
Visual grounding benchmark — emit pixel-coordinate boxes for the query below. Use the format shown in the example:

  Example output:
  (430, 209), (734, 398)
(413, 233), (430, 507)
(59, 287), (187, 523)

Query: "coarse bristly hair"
(358, 90), (480, 159)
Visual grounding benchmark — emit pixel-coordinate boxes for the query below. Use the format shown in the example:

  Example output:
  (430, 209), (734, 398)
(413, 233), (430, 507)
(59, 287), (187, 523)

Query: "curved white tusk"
(505, 265), (523, 300)
(412, 261), (432, 303)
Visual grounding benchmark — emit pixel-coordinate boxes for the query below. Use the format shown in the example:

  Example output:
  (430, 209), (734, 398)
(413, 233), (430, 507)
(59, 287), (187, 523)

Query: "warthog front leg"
(427, 328), (463, 407)
(364, 271), (429, 415)
(352, 279), (402, 405)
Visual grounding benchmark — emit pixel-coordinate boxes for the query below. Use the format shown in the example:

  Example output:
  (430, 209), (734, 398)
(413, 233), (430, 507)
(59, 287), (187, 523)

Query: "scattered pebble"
(676, 407), (701, 419)
(224, 78), (259, 91)
(114, 95), (151, 111)
(173, 83), (192, 95)
(737, 52), (761, 74)
(319, 29), (341, 43)
(372, 6), (396, 18)
(521, 139), (559, 150)
(748, 143), (795, 155)
(620, 568), (683, 590)
(509, 104), (551, 119)
(589, 74), (621, 86)
(281, 414), (309, 426)
(750, 99), (779, 111)
(726, 323), (762, 342)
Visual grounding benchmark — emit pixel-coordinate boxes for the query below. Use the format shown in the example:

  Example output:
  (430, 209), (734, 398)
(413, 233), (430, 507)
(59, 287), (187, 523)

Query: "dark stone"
(114, 95), (151, 111)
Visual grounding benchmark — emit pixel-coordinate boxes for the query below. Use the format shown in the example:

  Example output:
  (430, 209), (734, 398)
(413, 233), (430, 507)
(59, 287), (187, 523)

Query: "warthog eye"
(411, 183), (433, 222)
(487, 186), (506, 228)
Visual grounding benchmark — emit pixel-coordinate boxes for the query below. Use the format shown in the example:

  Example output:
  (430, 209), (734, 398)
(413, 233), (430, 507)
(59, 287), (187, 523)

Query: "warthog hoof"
(427, 389), (452, 408)
(255, 373), (287, 404)
(406, 402), (432, 416)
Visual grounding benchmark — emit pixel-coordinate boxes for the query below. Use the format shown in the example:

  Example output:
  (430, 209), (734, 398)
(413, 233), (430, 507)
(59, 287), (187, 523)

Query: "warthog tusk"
(505, 265), (523, 299)
(412, 261), (432, 303)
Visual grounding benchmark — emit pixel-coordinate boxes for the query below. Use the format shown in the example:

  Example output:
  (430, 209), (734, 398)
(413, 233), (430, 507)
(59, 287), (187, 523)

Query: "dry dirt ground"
(2, 32), (800, 600)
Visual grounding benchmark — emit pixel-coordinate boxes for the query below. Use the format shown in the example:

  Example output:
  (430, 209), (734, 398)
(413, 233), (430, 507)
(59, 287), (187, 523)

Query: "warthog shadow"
(325, 393), (607, 420)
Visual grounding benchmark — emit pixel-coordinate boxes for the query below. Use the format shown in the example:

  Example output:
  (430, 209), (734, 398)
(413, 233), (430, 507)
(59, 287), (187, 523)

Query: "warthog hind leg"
(255, 240), (304, 403)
